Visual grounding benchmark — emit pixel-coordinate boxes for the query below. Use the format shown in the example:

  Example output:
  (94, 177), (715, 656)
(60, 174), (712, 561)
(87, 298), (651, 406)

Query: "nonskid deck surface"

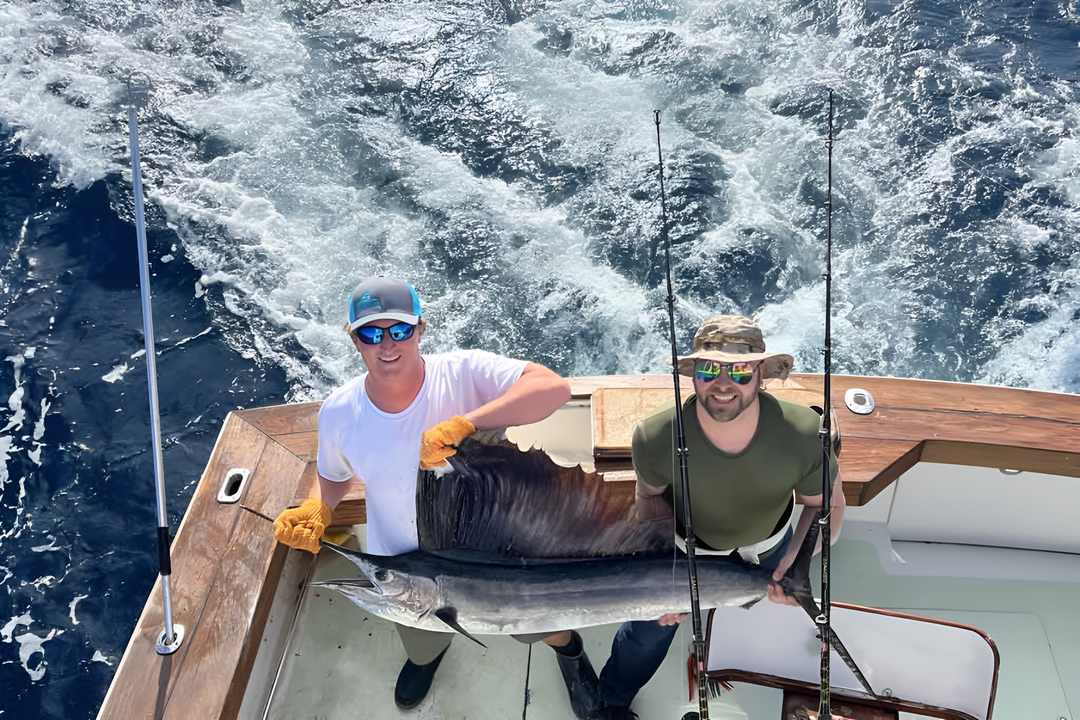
(264, 546), (700, 719)
(264, 530), (1079, 720)
(827, 539), (1078, 720)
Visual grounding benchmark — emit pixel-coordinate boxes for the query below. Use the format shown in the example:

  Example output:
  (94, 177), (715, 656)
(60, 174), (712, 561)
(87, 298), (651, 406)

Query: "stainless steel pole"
(125, 92), (184, 654)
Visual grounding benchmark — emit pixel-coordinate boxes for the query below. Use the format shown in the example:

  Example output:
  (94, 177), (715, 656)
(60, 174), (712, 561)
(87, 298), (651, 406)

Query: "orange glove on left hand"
(419, 415), (476, 469)
(273, 498), (332, 554)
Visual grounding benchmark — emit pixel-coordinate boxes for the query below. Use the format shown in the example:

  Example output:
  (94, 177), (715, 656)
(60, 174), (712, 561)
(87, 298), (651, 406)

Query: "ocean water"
(1, 0), (1077, 716)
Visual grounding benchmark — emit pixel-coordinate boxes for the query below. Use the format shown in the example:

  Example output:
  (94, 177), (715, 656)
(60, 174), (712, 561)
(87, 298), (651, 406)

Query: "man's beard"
(697, 386), (754, 423)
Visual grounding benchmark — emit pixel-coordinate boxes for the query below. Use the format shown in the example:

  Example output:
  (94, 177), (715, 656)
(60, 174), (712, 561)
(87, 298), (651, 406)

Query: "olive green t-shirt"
(632, 391), (839, 551)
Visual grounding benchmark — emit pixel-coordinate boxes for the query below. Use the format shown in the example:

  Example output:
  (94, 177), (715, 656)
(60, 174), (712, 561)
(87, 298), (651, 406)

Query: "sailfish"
(315, 435), (816, 637)
(310, 434), (872, 694)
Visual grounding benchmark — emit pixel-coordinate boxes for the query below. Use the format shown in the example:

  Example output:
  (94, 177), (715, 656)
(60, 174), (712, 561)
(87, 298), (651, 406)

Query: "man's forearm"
(316, 474), (355, 510)
(463, 364), (571, 430)
(775, 474), (845, 575)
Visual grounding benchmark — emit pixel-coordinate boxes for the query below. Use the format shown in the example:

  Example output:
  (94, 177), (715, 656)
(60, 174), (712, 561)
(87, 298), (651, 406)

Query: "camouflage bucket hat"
(676, 315), (794, 380)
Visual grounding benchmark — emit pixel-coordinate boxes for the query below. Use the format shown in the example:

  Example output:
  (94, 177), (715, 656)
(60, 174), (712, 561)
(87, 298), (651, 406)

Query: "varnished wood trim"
(921, 440), (1080, 478)
(839, 438), (925, 505)
(237, 401), (321, 436)
(98, 413), (311, 720)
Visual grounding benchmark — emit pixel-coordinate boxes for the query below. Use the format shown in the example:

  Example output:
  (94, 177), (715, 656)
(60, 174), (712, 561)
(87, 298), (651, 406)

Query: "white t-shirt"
(317, 349), (528, 556)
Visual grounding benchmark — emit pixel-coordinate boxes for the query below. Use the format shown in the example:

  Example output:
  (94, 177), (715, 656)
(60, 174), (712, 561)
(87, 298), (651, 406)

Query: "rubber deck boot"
(555, 632), (602, 719)
(394, 646), (449, 709)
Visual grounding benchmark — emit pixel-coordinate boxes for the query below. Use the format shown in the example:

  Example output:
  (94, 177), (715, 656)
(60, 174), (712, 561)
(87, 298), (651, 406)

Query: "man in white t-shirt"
(273, 277), (601, 718)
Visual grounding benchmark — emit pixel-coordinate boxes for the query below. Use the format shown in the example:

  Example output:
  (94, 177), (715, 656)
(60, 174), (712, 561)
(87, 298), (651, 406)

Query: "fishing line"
(669, 419), (681, 592)
(654, 109), (710, 720)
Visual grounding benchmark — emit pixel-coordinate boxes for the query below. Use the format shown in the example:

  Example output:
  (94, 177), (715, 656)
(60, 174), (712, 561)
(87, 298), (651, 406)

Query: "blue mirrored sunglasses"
(356, 322), (416, 345)
(695, 359), (756, 385)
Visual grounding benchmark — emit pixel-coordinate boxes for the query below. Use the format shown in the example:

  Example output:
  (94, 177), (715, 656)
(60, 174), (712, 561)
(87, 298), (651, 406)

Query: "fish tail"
(779, 510), (877, 697)
(778, 508), (823, 618)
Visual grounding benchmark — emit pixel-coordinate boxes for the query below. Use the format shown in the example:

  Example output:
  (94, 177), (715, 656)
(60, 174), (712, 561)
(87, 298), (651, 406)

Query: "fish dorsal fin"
(433, 607), (488, 648)
(416, 436), (674, 558)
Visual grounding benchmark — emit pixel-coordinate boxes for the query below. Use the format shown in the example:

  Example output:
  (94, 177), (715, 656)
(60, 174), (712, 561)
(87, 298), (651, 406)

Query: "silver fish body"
(313, 545), (775, 635)
(305, 436), (874, 694)
(312, 437), (817, 636)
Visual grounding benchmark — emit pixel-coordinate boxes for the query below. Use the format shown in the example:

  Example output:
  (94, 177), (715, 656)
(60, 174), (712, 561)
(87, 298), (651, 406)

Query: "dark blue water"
(0, 141), (292, 717)
(1, 0), (1078, 716)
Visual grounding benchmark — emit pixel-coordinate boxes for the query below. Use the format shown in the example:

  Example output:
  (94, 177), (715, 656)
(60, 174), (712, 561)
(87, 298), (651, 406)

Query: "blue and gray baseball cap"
(348, 277), (422, 330)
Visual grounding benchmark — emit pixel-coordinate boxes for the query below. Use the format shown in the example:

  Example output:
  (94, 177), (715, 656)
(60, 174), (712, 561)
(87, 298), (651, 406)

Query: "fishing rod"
(779, 92), (876, 706)
(124, 77), (184, 655)
(653, 110), (710, 720)
(818, 89), (836, 719)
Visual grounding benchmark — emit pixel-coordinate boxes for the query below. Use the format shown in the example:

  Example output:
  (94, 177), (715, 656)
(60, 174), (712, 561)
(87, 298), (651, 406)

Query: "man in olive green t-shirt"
(595, 315), (844, 720)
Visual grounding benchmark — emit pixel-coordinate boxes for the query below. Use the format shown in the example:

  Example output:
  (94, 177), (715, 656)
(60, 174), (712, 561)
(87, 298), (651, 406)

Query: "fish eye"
(374, 569), (389, 582)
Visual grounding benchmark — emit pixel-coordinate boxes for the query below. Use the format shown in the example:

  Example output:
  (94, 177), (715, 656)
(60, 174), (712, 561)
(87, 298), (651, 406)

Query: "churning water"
(1, 0), (1078, 716)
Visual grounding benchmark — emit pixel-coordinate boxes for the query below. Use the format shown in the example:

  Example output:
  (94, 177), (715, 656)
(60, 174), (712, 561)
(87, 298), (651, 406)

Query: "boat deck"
(262, 499), (1080, 719)
(265, 533), (706, 719)
(97, 375), (1080, 720)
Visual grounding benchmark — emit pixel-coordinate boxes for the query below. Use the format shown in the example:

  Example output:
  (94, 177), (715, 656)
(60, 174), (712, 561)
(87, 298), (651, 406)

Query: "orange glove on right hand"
(273, 498), (332, 554)
(419, 415), (476, 469)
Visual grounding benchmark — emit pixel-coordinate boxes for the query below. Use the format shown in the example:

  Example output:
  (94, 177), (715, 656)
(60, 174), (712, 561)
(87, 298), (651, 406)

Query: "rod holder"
(156, 624), (185, 655)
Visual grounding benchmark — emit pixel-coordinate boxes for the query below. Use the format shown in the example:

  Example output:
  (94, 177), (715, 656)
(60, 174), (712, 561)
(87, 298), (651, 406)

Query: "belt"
(673, 492), (795, 565)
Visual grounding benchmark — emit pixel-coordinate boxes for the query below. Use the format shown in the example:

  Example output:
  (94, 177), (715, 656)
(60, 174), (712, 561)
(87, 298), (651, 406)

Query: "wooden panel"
(164, 439), (307, 720)
(838, 438), (924, 505)
(332, 487), (368, 526)
(288, 461), (321, 509)
(595, 459), (634, 474)
(790, 375), (1080, 454)
(582, 374), (1080, 505)
(766, 384), (825, 409)
(272, 431), (319, 462)
(592, 387), (692, 459)
(600, 469), (637, 505)
(97, 412), (313, 720)
(237, 402), (320, 437)
(283, 462), (368, 526)
(920, 440), (1080, 479)
(238, 403), (321, 462)
(569, 374), (673, 397)
(98, 413), (268, 719)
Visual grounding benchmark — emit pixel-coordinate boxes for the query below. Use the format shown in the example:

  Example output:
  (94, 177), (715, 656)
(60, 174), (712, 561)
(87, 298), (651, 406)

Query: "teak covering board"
(97, 407), (311, 720)
(583, 374), (1080, 506)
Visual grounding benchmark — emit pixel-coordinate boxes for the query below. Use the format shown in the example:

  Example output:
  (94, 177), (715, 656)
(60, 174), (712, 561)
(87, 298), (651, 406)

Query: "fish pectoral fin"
(433, 607), (488, 649)
(740, 595), (764, 610)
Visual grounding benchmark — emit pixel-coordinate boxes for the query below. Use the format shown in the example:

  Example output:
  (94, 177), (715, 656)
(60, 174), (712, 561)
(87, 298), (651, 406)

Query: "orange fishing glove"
(419, 415), (476, 469)
(273, 498), (332, 554)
